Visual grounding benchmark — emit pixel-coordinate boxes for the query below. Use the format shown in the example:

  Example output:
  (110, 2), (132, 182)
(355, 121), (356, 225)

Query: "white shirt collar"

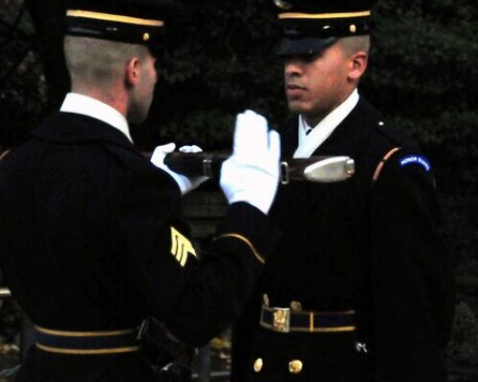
(294, 89), (359, 158)
(60, 93), (133, 143)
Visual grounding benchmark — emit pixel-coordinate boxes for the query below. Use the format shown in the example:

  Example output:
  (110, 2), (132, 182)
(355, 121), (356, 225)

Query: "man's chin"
(287, 102), (307, 115)
(127, 111), (149, 125)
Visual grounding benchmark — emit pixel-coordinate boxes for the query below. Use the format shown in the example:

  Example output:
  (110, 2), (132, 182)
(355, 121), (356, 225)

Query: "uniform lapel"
(273, 100), (377, 226)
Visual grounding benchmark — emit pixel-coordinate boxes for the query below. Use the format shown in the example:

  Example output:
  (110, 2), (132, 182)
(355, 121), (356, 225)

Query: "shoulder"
(353, 100), (434, 186)
(108, 145), (182, 214)
(357, 98), (420, 160)
(365, 122), (435, 188)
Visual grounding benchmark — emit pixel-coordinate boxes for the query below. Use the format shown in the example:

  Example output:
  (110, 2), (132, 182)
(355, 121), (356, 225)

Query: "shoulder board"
(376, 123), (420, 151)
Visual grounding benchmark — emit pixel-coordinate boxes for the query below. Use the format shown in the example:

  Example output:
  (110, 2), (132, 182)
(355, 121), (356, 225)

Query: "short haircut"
(64, 36), (149, 88)
(337, 35), (371, 57)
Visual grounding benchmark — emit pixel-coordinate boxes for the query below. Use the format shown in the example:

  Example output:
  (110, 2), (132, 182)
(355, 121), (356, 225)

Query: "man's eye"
(302, 52), (321, 63)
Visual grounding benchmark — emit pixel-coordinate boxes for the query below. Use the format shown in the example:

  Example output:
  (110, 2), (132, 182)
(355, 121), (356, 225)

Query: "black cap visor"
(276, 36), (337, 57)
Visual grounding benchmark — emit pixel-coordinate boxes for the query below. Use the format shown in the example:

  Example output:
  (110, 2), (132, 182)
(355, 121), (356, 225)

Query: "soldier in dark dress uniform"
(0, 1), (282, 381)
(231, 1), (455, 381)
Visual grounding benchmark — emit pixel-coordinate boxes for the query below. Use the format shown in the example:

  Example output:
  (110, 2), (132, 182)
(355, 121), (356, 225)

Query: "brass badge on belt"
(273, 309), (290, 332)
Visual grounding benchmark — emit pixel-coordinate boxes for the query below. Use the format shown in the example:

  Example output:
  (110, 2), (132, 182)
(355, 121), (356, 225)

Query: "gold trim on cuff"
(36, 343), (140, 355)
(35, 326), (135, 337)
(216, 233), (265, 264)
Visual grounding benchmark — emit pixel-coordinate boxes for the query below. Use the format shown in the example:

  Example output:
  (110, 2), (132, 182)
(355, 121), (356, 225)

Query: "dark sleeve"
(115, 166), (280, 347)
(369, 150), (455, 382)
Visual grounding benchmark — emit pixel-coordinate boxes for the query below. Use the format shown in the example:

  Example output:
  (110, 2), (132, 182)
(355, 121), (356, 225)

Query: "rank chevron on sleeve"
(170, 227), (197, 267)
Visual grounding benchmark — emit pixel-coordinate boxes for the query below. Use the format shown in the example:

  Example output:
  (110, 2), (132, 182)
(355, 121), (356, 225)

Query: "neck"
(71, 85), (127, 119)
(304, 112), (327, 128)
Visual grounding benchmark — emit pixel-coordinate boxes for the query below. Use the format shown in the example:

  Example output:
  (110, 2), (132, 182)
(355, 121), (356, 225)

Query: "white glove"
(179, 145), (202, 154)
(151, 143), (208, 195)
(220, 110), (281, 214)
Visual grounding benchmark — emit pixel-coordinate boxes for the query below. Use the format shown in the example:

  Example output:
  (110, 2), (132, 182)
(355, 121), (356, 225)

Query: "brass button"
(263, 294), (270, 306)
(274, 0), (292, 10)
(349, 24), (357, 33)
(289, 360), (303, 374)
(290, 301), (302, 312)
(253, 358), (263, 373)
(143, 32), (150, 41)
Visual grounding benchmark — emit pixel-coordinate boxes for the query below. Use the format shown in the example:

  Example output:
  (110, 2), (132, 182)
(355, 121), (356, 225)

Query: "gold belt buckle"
(271, 307), (291, 333)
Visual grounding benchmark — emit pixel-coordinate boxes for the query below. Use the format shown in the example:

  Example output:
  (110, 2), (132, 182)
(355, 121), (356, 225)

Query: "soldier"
(0, 1), (281, 381)
(231, 0), (455, 381)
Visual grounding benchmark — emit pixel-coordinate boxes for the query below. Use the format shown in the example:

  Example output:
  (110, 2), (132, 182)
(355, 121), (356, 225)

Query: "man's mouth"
(286, 84), (305, 90)
(286, 84), (306, 97)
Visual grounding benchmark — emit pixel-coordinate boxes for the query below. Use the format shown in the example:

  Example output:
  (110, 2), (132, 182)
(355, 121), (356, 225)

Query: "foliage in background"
(0, 0), (47, 151)
(447, 302), (478, 366)
(365, 0), (478, 196)
(139, 0), (285, 150)
(0, 0), (477, 373)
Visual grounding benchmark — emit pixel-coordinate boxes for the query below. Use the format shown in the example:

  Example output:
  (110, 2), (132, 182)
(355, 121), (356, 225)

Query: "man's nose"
(284, 59), (304, 77)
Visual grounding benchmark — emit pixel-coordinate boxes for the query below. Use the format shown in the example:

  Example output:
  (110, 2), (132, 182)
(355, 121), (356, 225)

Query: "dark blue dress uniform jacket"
(0, 112), (278, 382)
(231, 98), (455, 382)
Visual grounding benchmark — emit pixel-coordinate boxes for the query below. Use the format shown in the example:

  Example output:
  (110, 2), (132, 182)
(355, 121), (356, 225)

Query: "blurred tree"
(0, 0), (47, 150)
(363, 0), (478, 195)
(0, 0), (477, 375)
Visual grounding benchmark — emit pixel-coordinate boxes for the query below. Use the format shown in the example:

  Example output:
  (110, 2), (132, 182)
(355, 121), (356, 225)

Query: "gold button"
(274, 0), (292, 10)
(143, 32), (150, 41)
(290, 301), (302, 312)
(349, 24), (357, 33)
(254, 358), (263, 373)
(289, 360), (303, 374)
(263, 294), (270, 306)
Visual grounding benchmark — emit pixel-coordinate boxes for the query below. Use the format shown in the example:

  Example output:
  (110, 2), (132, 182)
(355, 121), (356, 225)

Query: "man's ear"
(125, 57), (141, 88)
(348, 51), (368, 81)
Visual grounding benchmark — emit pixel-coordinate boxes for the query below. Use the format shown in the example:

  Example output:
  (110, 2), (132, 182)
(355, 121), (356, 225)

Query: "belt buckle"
(271, 307), (291, 333)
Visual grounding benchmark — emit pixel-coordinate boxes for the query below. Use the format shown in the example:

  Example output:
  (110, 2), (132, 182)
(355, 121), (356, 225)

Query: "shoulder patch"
(399, 155), (431, 172)
(170, 227), (197, 267)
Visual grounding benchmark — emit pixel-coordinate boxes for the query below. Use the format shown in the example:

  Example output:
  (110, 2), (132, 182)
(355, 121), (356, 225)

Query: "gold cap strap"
(67, 10), (164, 27)
(279, 11), (371, 20)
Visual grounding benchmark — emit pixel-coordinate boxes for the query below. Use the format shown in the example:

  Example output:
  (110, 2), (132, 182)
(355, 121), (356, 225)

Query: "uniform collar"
(294, 89), (359, 158)
(60, 93), (133, 143)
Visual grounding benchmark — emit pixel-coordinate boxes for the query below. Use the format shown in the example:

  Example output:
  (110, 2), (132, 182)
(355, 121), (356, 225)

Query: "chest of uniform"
(265, 178), (367, 306)
(273, 178), (362, 242)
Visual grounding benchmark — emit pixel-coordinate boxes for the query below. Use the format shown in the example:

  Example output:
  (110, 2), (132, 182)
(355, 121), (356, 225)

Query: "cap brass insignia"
(274, 0), (293, 10)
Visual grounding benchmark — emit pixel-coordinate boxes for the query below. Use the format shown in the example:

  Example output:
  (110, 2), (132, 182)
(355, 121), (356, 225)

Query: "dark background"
(1, 0), (477, 380)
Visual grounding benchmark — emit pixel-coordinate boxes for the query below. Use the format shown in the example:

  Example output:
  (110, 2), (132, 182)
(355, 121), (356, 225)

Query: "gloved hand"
(151, 143), (208, 195)
(178, 145), (202, 154)
(220, 110), (281, 214)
